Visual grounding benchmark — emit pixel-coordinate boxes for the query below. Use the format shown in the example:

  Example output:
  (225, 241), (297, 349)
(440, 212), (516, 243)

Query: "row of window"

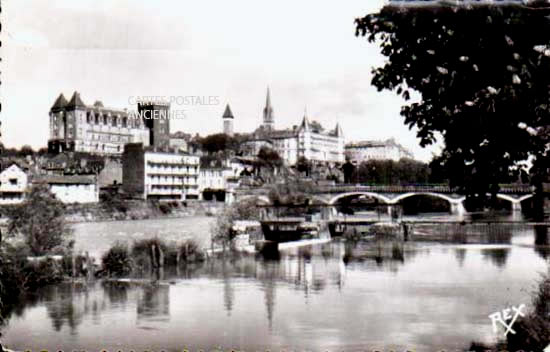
(83, 111), (147, 129)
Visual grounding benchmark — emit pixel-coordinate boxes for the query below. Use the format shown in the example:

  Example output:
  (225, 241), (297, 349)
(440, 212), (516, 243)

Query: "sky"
(2, 0), (442, 162)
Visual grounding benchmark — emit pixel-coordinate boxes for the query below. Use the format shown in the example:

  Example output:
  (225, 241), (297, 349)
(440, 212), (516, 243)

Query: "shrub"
(19, 259), (64, 291)
(100, 192), (128, 213)
(101, 243), (133, 278)
(506, 271), (550, 352)
(158, 203), (172, 214)
(131, 238), (175, 272)
(178, 239), (205, 264)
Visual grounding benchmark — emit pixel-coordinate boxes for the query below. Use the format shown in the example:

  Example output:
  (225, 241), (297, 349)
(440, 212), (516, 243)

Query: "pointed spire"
(51, 93), (68, 111)
(300, 108), (310, 132)
(263, 86), (274, 126)
(223, 104), (234, 119)
(334, 122), (343, 137)
(66, 91), (86, 110)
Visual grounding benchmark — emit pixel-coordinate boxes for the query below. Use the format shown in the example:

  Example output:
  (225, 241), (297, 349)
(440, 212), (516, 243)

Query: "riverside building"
(122, 143), (200, 201)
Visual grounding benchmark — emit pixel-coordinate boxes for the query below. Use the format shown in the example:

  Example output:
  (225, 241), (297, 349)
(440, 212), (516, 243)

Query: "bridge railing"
(313, 183), (533, 194)
(234, 183), (533, 196)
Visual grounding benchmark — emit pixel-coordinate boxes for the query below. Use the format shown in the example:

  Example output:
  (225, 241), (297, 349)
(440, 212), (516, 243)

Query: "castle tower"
(48, 91), (86, 153)
(262, 87), (274, 130)
(222, 103), (234, 136)
(138, 101), (171, 149)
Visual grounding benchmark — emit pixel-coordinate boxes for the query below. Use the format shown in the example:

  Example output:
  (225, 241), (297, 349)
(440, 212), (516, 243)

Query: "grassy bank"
(63, 199), (226, 223)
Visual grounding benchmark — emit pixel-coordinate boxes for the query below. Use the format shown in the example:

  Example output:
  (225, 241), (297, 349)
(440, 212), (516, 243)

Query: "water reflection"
(221, 261), (235, 316)
(2, 223), (550, 351)
(137, 285), (170, 322)
(481, 248), (510, 268)
(455, 248), (467, 266)
(42, 284), (88, 334)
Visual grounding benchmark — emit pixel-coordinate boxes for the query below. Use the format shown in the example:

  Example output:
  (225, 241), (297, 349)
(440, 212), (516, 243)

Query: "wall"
(98, 158), (123, 187)
(122, 144), (146, 198)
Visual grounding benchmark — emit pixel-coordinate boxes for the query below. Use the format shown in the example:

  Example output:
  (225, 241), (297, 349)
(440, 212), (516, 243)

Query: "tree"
(355, 2), (550, 214)
(19, 145), (34, 157)
(257, 147), (283, 168)
(342, 160), (355, 184)
(296, 156), (311, 176)
(199, 133), (239, 154)
(7, 184), (73, 255)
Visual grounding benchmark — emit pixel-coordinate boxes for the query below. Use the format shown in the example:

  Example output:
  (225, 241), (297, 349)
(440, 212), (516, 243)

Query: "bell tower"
(222, 103), (234, 136)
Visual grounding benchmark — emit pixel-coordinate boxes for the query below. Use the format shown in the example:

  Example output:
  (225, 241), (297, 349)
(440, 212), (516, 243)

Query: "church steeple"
(262, 87), (274, 130)
(334, 122), (343, 137)
(300, 106), (310, 132)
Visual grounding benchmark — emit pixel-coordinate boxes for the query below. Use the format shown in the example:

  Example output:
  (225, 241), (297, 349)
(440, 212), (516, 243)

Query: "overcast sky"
(2, 0), (442, 161)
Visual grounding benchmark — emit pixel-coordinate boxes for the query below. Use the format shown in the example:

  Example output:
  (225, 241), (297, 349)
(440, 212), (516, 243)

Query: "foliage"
(199, 133), (240, 154)
(100, 191), (128, 213)
(504, 270), (550, 351)
(211, 198), (262, 249)
(7, 183), (74, 256)
(355, 3), (550, 208)
(101, 243), (133, 278)
(354, 158), (430, 184)
(158, 203), (172, 214)
(257, 146), (283, 168)
(178, 239), (205, 263)
(267, 178), (314, 206)
(296, 156), (311, 176)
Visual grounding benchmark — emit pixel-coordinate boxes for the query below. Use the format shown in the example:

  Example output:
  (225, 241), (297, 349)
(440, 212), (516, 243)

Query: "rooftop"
(33, 175), (96, 185)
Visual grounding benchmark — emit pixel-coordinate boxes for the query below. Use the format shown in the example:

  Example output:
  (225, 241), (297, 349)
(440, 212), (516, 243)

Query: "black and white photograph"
(0, 0), (549, 351)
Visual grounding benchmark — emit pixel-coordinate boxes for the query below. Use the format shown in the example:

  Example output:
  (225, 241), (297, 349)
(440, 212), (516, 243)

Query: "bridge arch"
(496, 193), (533, 205)
(237, 195), (271, 205)
(391, 192), (466, 205)
(329, 192), (392, 205)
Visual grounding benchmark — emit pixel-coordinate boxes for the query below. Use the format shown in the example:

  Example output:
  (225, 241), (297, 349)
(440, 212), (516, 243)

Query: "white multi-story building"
(122, 143), (200, 201)
(198, 159), (245, 201)
(345, 138), (414, 162)
(0, 164), (28, 204)
(33, 175), (99, 204)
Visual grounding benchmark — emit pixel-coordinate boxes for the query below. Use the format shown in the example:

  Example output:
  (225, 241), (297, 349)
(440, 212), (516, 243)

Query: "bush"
(100, 192), (128, 213)
(506, 271), (550, 352)
(178, 239), (205, 263)
(158, 203), (172, 214)
(131, 238), (175, 272)
(101, 243), (133, 278)
(19, 259), (64, 291)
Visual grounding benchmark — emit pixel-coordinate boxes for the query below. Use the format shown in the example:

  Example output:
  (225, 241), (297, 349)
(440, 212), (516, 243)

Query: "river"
(2, 214), (549, 351)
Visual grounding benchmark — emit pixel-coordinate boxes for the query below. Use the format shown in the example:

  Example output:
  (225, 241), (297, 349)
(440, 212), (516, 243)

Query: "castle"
(230, 88), (345, 165)
(48, 92), (171, 155)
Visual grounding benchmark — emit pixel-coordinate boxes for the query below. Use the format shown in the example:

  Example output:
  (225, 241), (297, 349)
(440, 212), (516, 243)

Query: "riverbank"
(64, 200), (227, 223)
(71, 216), (216, 259)
(0, 199), (227, 225)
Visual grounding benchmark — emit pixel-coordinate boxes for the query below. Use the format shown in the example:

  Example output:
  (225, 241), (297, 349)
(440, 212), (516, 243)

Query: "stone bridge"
(233, 184), (534, 217)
